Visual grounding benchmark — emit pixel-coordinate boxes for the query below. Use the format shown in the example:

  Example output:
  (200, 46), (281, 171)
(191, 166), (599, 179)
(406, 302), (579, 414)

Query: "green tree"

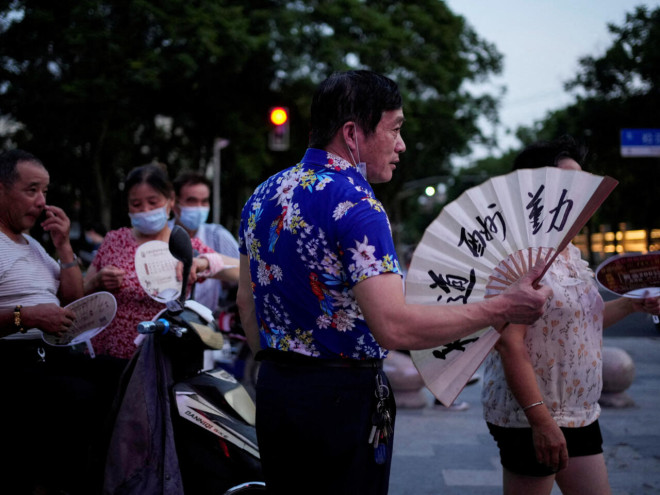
(1, 0), (277, 233)
(1, 0), (503, 239)
(514, 5), (660, 241)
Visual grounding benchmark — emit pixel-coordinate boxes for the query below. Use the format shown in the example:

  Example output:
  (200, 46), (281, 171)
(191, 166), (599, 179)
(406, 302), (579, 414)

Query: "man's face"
(361, 108), (406, 184)
(0, 160), (49, 235)
(174, 182), (210, 216)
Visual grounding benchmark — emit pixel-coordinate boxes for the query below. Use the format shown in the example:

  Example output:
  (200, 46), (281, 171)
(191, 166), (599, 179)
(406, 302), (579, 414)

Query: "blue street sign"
(620, 128), (660, 157)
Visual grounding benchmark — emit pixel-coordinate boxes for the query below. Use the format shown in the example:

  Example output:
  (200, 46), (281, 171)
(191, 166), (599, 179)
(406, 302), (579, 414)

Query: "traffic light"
(268, 106), (290, 151)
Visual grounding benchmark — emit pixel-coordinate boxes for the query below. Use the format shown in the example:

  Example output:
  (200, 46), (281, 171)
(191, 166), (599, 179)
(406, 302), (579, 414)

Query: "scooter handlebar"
(138, 319), (170, 335)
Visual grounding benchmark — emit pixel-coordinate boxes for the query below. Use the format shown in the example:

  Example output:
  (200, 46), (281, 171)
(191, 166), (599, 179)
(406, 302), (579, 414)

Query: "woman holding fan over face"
(481, 136), (660, 495)
(83, 163), (239, 361)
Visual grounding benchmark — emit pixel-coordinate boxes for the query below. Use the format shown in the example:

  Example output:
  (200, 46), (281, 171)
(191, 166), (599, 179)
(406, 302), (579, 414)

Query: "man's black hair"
(309, 70), (402, 149)
(0, 149), (44, 187)
(173, 171), (212, 197)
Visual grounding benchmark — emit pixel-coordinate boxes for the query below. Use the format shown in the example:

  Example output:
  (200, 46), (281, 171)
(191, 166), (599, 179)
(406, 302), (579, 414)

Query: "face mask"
(129, 206), (169, 235)
(347, 131), (367, 180)
(178, 206), (210, 231)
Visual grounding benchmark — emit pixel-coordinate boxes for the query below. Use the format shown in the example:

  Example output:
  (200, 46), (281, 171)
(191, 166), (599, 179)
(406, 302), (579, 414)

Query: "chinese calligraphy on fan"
(415, 168), (614, 367)
(424, 185), (577, 307)
(458, 203), (506, 257)
(526, 185), (574, 235)
(427, 268), (476, 304)
(457, 187), (574, 259)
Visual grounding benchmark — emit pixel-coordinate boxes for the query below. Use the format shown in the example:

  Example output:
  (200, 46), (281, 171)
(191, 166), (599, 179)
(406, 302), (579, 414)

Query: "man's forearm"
(57, 244), (84, 304)
(237, 255), (262, 355)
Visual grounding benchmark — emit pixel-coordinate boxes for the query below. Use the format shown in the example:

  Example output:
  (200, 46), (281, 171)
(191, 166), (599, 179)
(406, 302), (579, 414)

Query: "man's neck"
(323, 143), (354, 165)
(0, 223), (27, 244)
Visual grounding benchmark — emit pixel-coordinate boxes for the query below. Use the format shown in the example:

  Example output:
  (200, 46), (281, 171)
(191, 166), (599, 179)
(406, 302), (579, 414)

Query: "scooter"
(213, 287), (260, 389)
(104, 226), (265, 494)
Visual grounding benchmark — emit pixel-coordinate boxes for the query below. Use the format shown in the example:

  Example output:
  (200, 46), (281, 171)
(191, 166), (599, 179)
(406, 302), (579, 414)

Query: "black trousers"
(255, 358), (396, 495)
(0, 340), (126, 494)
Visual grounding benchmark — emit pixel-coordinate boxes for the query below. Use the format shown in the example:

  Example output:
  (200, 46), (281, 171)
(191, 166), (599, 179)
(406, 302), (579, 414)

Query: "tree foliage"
(0, 0), (503, 237)
(513, 5), (660, 234)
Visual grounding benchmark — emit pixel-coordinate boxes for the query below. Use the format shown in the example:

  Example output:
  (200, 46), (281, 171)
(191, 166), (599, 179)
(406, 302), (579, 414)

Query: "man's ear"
(342, 121), (358, 152)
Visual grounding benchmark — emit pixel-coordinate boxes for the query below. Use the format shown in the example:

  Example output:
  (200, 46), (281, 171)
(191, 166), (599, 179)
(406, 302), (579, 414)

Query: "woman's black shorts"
(487, 420), (604, 477)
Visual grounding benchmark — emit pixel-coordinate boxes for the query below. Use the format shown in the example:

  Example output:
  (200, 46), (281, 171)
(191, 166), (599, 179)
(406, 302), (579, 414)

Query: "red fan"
(595, 252), (660, 298)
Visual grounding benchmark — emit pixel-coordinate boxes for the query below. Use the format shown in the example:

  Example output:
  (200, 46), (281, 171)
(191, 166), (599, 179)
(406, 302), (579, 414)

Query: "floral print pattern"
(91, 227), (215, 359)
(482, 243), (605, 427)
(239, 149), (401, 359)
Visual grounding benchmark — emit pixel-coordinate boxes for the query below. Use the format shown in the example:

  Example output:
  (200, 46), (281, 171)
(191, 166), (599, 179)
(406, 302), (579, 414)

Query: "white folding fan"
(405, 167), (618, 406)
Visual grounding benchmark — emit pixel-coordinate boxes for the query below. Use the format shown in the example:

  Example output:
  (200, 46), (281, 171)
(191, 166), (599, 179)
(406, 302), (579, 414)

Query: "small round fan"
(595, 251), (660, 298)
(42, 291), (117, 347)
(405, 167), (618, 406)
(135, 240), (181, 303)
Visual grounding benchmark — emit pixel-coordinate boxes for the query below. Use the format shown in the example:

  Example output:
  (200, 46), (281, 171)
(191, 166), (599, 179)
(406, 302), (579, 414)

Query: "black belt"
(256, 348), (382, 369)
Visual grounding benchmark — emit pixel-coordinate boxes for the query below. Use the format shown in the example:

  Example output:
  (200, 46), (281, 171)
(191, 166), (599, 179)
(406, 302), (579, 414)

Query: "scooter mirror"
(169, 225), (194, 308)
(169, 225), (194, 266)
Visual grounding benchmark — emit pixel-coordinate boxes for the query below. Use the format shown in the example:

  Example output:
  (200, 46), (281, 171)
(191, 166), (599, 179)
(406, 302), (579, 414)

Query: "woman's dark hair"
(512, 135), (588, 171)
(124, 163), (173, 199)
(309, 70), (402, 149)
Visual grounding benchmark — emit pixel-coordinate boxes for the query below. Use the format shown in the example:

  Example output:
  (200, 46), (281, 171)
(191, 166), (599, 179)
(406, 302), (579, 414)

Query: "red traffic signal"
(270, 107), (289, 126)
(268, 106), (290, 151)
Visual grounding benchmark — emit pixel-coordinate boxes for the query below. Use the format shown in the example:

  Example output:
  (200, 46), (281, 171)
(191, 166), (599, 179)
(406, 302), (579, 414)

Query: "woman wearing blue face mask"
(84, 163), (239, 361)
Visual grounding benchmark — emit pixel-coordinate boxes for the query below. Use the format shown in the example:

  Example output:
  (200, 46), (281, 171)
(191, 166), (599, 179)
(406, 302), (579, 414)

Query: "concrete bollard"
(599, 346), (636, 408)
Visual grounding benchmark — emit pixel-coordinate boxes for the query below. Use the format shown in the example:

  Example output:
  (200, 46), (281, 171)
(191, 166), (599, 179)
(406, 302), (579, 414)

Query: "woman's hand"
(191, 256), (211, 283)
(632, 294), (660, 315)
(175, 257), (210, 285)
(604, 293), (660, 328)
(96, 265), (126, 291)
(530, 414), (569, 472)
(84, 264), (125, 293)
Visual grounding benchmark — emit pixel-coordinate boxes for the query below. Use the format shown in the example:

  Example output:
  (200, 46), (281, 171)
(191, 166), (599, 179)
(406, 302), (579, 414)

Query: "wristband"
(198, 252), (225, 278)
(522, 400), (544, 411)
(59, 254), (79, 269)
(13, 305), (26, 334)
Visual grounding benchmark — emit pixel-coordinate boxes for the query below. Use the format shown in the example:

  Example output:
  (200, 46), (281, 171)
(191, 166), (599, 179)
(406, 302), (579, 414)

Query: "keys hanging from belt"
(368, 372), (393, 465)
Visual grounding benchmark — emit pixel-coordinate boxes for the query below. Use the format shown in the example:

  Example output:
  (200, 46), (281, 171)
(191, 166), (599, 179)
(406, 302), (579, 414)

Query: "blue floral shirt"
(239, 148), (402, 359)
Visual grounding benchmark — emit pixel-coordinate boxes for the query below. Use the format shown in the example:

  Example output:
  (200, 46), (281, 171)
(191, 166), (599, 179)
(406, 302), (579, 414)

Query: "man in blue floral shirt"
(237, 70), (551, 494)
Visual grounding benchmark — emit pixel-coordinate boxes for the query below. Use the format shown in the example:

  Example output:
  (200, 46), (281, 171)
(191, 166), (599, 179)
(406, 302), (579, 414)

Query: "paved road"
(389, 336), (660, 495)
